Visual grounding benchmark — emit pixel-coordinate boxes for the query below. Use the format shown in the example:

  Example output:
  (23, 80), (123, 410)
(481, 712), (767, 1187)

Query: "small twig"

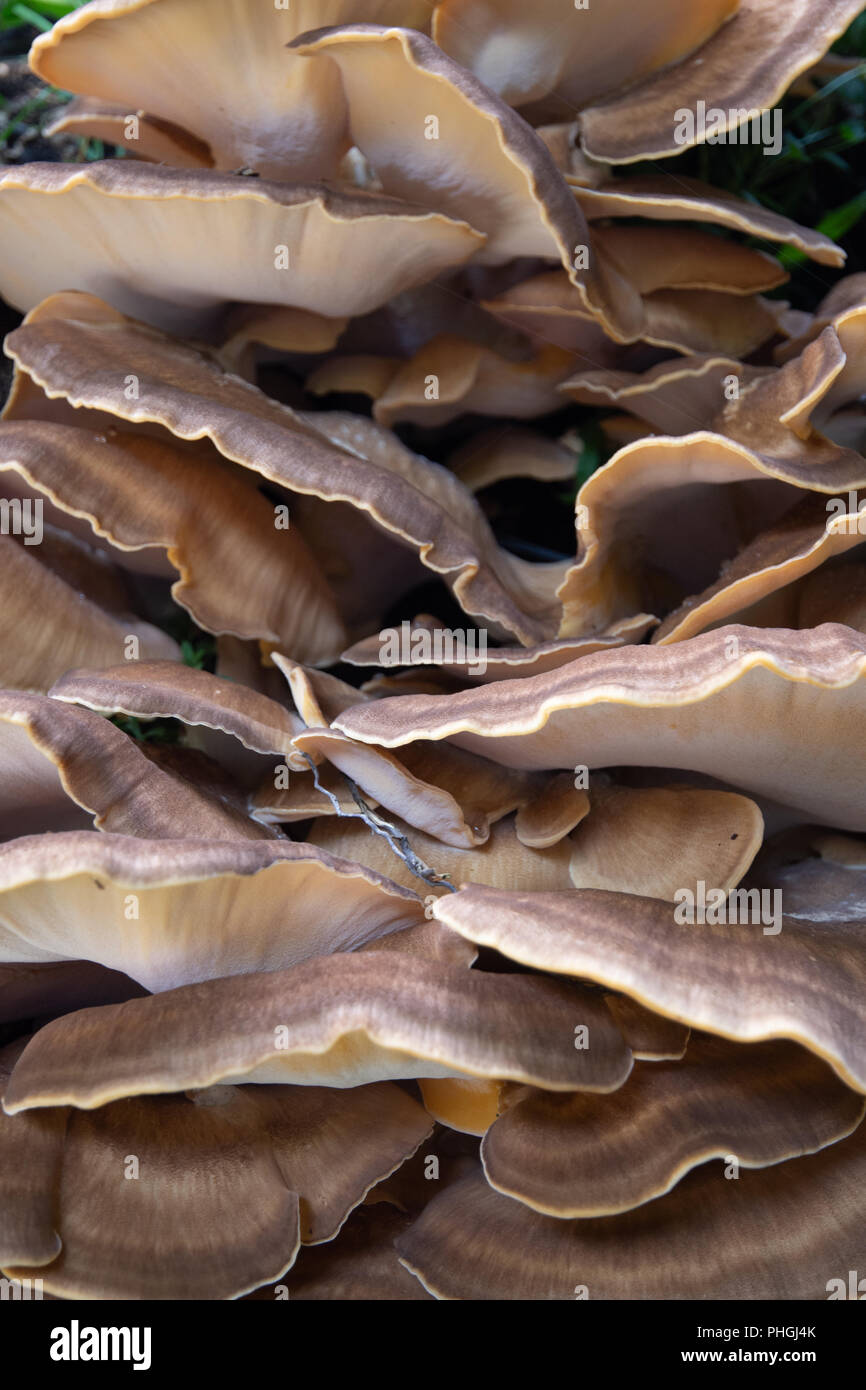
(298, 751), (457, 893)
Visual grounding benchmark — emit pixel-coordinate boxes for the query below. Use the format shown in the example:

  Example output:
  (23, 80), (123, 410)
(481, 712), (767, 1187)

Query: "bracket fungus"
(30, 0), (433, 181)
(0, 0), (863, 1306)
(0, 165), (484, 336)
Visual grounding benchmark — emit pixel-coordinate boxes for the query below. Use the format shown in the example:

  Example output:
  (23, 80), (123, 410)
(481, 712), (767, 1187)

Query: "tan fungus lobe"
(433, 884), (866, 1092)
(289, 25), (641, 341)
(307, 812), (576, 894)
(0, 419), (346, 664)
(0, 832), (425, 992)
(1, 1038), (432, 1298)
(341, 614), (656, 684)
(396, 1123), (866, 1299)
(30, 0), (432, 180)
(0, 163), (484, 335)
(432, 0), (737, 115)
(579, 0), (866, 164)
(481, 1034), (864, 1217)
(574, 173), (845, 267)
(0, 535), (178, 691)
(602, 995), (689, 1062)
(51, 661), (309, 769)
(567, 783), (764, 899)
(0, 689), (275, 842)
(514, 773), (590, 849)
(3, 952), (633, 1108)
(5, 292), (566, 645)
(417, 1077), (504, 1136)
(307, 339), (575, 428)
(335, 625), (866, 832)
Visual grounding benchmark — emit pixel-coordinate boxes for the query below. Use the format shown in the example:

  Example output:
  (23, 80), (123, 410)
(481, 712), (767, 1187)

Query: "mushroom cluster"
(0, 0), (865, 1301)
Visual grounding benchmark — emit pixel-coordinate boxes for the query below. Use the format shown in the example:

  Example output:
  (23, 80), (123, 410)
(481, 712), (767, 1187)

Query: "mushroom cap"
(448, 428), (576, 492)
(432, 0), (737, 113)
(0, 689), (275, 842)
(555, 310), (866, 639)
(482, 1035), (864, 1217)
(514, 773), (589, 849)
(0, 832), (424, 992)
(295, 727), (543, 849)
(655, 494), (866, 645)
(0, 1040), (65, 1269)
(556, 434), (862, 639)
(485, 269), (787, 358)
(396, 1122), (866, 1299)
(0, 419), (346, 664)
(307, 811), (576, 894)
(289, 25), (638, 340)
(433, 883), (866, 1092)
(51, 660), (308, 766)
(44, 96), (214, 168)
(418, 1077), (503, 1136)
(217, 304), (349, 376)
(308, 338), (575, 428)
(335, 624), (866, 831)
(603, 995), (689, 1062)
(580, 0), (866, 164)
(0, 163), (484, 334)
(0, 532), (178, 691)
(561, 353), (753, 435)
(567, 783), (764, 899)
(5, 292), (565, 644)
(0, 1039), (432, 1298)
(30, 0), (432, 180)
(3, 952), (633, 1107)
(594, 224), (788, 298)
(575, 173), (845, 267)
(341, 615), (655, 684)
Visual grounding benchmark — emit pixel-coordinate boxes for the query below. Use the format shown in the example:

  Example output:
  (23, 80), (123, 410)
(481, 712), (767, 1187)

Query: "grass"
(556, 420), (608, 506)
(0, 2), (83, 31)
(104, 616), (215, 746)
(0, 5), (89, 159)
(179, 636), (217, 671)
(106, 628), (215, 746)
(638, 16), (866, 305)
(0, 81), (53, 146)
(109, 713), (183, 746)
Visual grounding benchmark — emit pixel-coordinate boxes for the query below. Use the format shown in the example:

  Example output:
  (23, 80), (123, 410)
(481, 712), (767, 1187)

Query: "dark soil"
(0, 30), (81, 164)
